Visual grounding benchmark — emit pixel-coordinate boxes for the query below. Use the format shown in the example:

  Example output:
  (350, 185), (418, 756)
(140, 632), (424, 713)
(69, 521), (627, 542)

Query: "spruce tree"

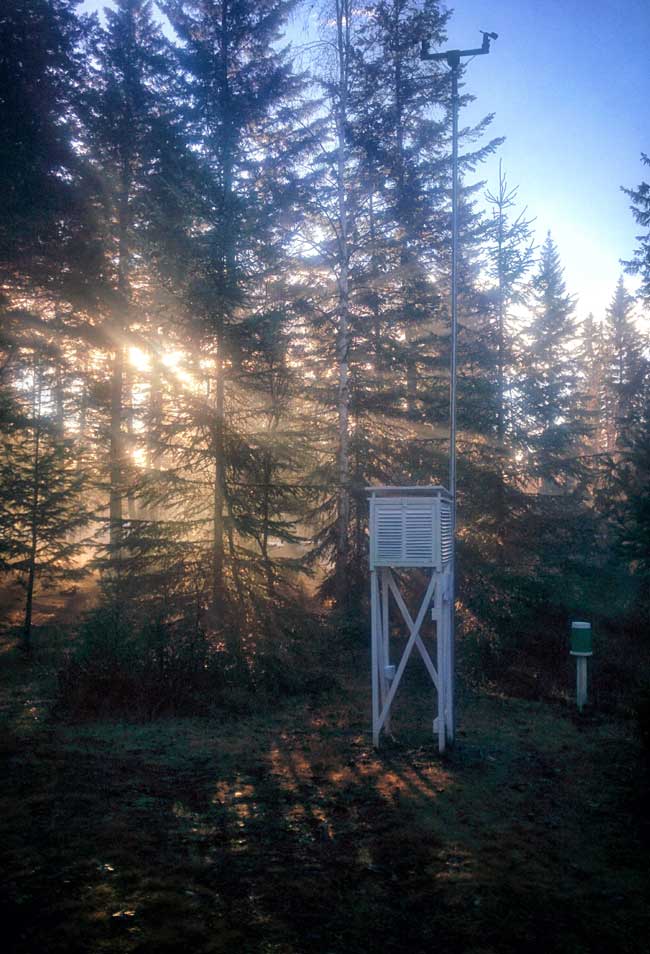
(78, 0), (187, 561)
(435, 165), (537, 659)
(485, 164), (536, 450)
(0, 0), (87, 290)
(160, 0), (309, 639)
(352, 0), (451, 477)
(577, 312), (606, 457)
(519, 233), (584, 490)
(516, 235), (600, 648)
(602, 276), (644, 455)
(618, 155), (650, 621)
(595, 277), (646, 600)
(618, 379), (650, 622)
(0, 348), (90, 649)
(622, 153), (650, 308)
(296, 0), (359, 610)
(483, 163), (536, 534)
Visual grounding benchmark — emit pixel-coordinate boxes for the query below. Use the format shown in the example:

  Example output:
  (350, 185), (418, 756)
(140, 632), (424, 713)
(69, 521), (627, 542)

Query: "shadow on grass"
(2, 660), (650, 954)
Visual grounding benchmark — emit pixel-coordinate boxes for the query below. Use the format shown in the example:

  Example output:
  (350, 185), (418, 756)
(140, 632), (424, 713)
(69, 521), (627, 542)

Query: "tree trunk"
(211, 3), (233, 631)
(212, 322), (225, 617)
(78, 355), (88, 451)
(23, 361), (42, 651)
(260, 331), (282, 604)
(109, 341), (124, 555)
(54, 356), (65, 441)
(334, 0), (351, 610)
(147, 346), (163, 521)
(260, 435), (277, 602)
(124, 361), (137, 522)
(109, 7), (136, 561)
(109, 153), (132, 559)
(495, 194), (507, 558)
(392, 2), (417, 417)
(368, 189), (383, 377)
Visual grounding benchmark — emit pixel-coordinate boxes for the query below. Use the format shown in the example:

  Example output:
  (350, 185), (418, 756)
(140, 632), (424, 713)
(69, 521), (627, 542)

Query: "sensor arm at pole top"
(420, 30), (498, 64)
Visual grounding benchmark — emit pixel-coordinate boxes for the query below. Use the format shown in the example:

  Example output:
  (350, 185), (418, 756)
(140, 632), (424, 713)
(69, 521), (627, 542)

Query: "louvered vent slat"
(375, 507), (404, 563)
(440, 502), (452, 566)
(404, 507), (434, 564)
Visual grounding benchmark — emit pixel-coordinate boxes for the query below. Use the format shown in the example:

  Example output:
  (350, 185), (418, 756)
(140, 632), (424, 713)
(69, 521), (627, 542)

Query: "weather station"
(367, 30), (498, 753)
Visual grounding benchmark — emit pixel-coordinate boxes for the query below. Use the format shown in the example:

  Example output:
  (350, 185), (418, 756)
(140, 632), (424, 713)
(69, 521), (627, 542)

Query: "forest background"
(1, 0), (649, 717)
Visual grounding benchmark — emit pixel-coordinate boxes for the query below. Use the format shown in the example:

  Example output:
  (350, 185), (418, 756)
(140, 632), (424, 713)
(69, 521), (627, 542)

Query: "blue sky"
(81, 0), (649, 321)
(446, 0), (649, 319)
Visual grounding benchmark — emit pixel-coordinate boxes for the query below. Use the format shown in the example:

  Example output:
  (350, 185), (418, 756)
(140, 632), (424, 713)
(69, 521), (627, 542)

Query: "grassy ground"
(1, 642), (649, 954)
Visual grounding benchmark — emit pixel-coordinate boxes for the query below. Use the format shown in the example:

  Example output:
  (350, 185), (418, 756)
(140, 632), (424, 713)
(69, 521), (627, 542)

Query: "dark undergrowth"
(55, 602), (338, 721)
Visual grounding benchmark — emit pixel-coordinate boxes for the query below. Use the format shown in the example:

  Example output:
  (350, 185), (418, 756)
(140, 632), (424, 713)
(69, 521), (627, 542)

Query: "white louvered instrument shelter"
(367, 486), (454, 753)
(369, 489), (452, 570)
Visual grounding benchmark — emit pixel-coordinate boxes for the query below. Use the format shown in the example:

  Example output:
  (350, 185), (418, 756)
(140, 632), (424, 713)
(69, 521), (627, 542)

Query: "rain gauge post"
(368, 486), (454, 753)
(570, 621), (592, 712)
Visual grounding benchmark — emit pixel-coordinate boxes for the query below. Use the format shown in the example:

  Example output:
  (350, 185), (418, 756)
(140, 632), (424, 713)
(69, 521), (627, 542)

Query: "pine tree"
(602, 276), (644, 455)
(515, 235), (602, 651)
(78, 0), (184, 559)
(432, 165), (538, 657)
(159, 0), (309, 639)
(0, 0), (103, 646)
(622, 153), (650, 308)
(0, 0), (88, 290)
(618, 378), (650, 622)
(596, 277), (646, 604)
(519, 233), (584, 490)
(0, 0), (103, 435)
(483, 163), (536, 537)
(618, 154), (650, 622)
(352, 0), (451, 478)
(296, 0), (358, 611)
(485, 164), (535, 445)
(577, 312), (606, 457)
(0, 349), (90, 649)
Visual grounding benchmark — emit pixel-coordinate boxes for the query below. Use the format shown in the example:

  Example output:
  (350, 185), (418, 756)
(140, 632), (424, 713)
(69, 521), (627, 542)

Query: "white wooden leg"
(381, 569), (391, 733)
(371, 570), (380, 746)
(436, 580), (446, 753)
(445, 570), (454, 745)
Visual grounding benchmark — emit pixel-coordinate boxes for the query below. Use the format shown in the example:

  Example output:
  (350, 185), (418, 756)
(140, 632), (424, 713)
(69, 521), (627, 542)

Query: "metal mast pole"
(449, 53), (459, 558)
(421, 30), (497, 744)
(448, 57), (459, 741)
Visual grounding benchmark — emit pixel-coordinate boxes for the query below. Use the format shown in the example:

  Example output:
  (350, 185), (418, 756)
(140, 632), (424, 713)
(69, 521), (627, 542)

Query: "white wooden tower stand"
(368, 487), (454, 753)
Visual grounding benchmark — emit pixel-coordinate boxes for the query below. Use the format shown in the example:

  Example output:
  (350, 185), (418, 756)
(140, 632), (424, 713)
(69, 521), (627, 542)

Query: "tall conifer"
(0, 344), (90, 649)
(160, 0), (308, 637)
(80, 0), (185, 561)
(622, 153), (650, 307)
(519, 233), (583, 490)
(602, 276), (643, 455)
(0, 0), (87, 290)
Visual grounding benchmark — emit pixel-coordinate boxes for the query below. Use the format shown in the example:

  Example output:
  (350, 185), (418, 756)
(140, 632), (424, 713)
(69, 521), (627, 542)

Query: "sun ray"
(129, 346), (150, 373)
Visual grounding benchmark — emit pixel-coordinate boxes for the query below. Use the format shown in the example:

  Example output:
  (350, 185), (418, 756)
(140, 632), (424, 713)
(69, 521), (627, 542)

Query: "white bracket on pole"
(368, 487), (454, 752)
